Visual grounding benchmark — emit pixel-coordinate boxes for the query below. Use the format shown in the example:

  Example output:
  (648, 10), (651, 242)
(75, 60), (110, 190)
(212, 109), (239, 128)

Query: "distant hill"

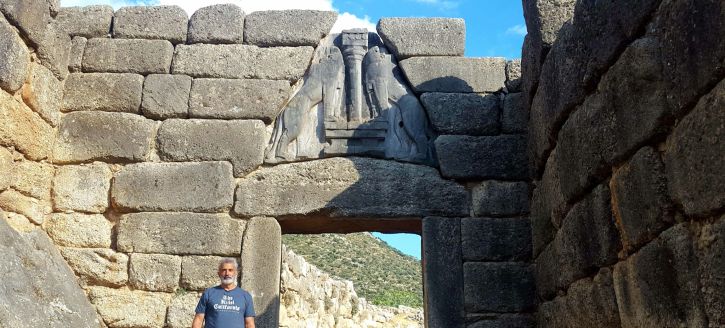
(281, 232), (423, 308)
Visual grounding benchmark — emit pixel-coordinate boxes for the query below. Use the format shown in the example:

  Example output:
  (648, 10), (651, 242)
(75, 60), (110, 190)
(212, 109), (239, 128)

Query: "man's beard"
(220, 275), (237, 285)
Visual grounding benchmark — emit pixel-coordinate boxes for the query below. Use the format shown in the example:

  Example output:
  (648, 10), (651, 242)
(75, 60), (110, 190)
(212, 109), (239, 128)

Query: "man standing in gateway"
(192, 258), (256, 328)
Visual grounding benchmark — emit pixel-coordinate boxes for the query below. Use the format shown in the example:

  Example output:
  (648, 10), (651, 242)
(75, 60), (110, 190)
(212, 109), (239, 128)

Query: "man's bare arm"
(245, 316), (255, 328)
(191, 313), (204, 328)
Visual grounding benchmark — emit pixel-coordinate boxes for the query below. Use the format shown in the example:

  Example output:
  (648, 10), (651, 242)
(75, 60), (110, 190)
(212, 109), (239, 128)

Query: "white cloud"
(505, 24), (527, 36)
(331, 12), (376, 33)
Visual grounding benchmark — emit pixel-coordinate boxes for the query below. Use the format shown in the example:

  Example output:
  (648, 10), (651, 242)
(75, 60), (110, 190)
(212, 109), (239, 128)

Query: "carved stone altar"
(266, 29), (436, 166)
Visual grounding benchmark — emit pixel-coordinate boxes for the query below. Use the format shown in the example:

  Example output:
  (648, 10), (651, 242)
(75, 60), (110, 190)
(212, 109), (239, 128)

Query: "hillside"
(281, 232), (423, 308)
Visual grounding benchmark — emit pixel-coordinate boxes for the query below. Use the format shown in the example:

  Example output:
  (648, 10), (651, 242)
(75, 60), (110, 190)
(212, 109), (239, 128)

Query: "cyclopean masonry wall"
(523, 0), (724, 327)
(0, 2), (534, 328)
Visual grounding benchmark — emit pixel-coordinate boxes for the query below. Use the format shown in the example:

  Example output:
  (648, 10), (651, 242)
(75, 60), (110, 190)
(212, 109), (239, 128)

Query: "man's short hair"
(218, 258), (239, 270)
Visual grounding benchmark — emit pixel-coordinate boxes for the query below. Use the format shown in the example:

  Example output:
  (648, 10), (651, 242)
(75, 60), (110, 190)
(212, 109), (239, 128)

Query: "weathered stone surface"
(377, 17), (464, 59)
(464, 262), (535, 313)
(52, 163), (112, 213)
(36, 22), (71, 80)
(113, 5), (188, 44)
(43, 212), (111, 247)
(166, 291), (202, 328)
(87, 286), (171, 328)
(462, 217), (531, 262)
(129, 253), (182, 292)
(666, 79), (725, 217)
(234, 157), (469, 217)
(535, 184), (621, 299)
(0, 14), (29, 93)
(172, 44), (314, 81)
(0, 218), (102, 328)
(187, 4), (244, 44)
(53, 111), (155, 163)
(536, 268), (621, 328)
(60, 247), (128, 287)
(611, 146), (674, 252)
(82, 38), (174, 74)
(435, 135), (528, 180)
(180, 255), (224, 291)
(140, 74), (191, 119)
(62, 73), (143, 113)
(68, 36), (86, 73)
(420, 92), (500, 135)
(698, 218), (724, 327)
(472, 181), (529, 217)
(537, 148), (568, 229)
(188, 78), (290, 122)
(468, 314), (534, 328)
(505, 59), (522, 92)
(0, 147), (12, 191)
(22, 63), (61, 126)
(56, 5), (112, 38)
(0, 90), (53, 160)
(522, 0), (575, 47)
(501, 92), (526, 134)
(0, 0), (50, 47)
(111, 162), (235, 212)
(117, 212), (245, 256)
(399, 57), (506, 93)
(245, 10), (336, 47)
(158, 119), (266, 177)
(11, 160), (53, 200)
(613, 223), (707, 328)
(0, 189), (51, 224)
(241, 217), (281, 328)
(423, 217), (464, 327)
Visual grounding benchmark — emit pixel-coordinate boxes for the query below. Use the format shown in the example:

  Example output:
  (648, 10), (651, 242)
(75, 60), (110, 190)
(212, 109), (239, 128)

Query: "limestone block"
(187, 4), (244, 44)
(472, 181), (529, 217)
(0, 189), (51, 224)
(462, 217), (532, 262)
(537, 148), (568, 228)
(535, 184), (621, 299)
(36, 22), (71, 80)
(244, 10), (337, 46)
(464, 262), (535, 313)
(0, 148), (12, 191)
(52, 163), (112, 213)
(111, 162), (235, 212)
(422, 217), (464, 327)
(140, 74), (191, 119)
(665, 79), (725, 217)
(613, 224), (707, 328)
(698, 218), (724, 326)
(419, 92), (500, 136)
(60, 247), (128, 287)
(0, 14), (30, 93)
(117, 212), (245, 256)
(468, 314), (534, 328)
(522, 0), (575, 48)
(56, 5), (113, 38)
(241, 217), (281, 328)
(43, 213), (112, 248)
(0, 0), (51, 47)
(82, 38), (174, 74)
(11, 160), (53, 200)
(501, 92), (526, 134)
(53, 111), (155, 163)
(0, 86), (54, 161)
(68, 36), (86, 73)
(529, 183), (556, 258)
(129, 253), (182, 292)
(166, 292), (202, 328)
(435, 135), (528, 180)
(180, 255), (224, 291)
(611, 146), (673, 252)
(172, 44), (314, 81)
(234, 157), (469, 217)
(113, 5), (188, 44)
(87, 286), (171, 328)
(157, 119), (266, 177)
(399, 57), (506, 93)
(376, 17), (464, 59)
(3, 210), (35, 233)
(21, 63), (61, 126)
(0, 218), (102, 328)
(62, 73), (143, 113)
(505, 59), (522, 92)
(188, 78), (290, 122)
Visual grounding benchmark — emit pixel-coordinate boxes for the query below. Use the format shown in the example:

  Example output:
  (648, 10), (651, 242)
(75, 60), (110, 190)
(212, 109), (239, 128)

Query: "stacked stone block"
(525, 1), (724, 327)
